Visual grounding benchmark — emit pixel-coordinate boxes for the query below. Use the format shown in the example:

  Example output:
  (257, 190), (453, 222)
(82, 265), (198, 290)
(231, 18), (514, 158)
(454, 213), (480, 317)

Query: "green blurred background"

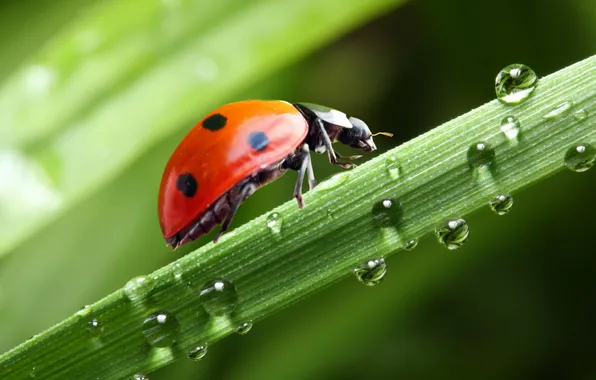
(0, 0), (595, 379)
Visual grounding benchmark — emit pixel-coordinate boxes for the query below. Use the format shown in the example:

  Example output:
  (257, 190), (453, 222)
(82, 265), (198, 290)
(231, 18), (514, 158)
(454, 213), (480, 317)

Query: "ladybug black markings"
(176, 173), (198, 198)
(202, 113), (227, 131)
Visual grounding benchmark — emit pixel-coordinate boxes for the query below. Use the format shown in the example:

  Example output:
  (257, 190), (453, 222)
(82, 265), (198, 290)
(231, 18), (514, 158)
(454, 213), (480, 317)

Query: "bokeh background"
(0, 0), (595, 379)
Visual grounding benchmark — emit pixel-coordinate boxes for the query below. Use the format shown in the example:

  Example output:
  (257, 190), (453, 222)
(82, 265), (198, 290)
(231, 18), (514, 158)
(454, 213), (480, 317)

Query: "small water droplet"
(29, 367), (37, 378)
(403, 239), (418, 251)
(353, 258), (387, 286)
(266, 213), (283, 235)
(87, 318), (103, 336)
(385, 156), (401, 179)
(371, 198), (403, 228)
(142, 311), (179, 347)
(236, 321), (253, 335)
(172, 263), (183, 281)
(543, 101), (573, 119)
(495, 64), (537, 104)
(316, 171), (351, 191)
(467, 142), (495, 168)
(564, 143), (595, 172)
(500, 116), (520, 140)
(133, 374), (149, 380)
(435, 218), (469, 250)
(124, 276), (153, 302)
(326, 208), (335, 219)
(199, 279), (239, 317)
(76, 305), (92, 317)
(489, 193), (513, 215)
(188, 345), (208, 361)
(573, 109), (589, 121)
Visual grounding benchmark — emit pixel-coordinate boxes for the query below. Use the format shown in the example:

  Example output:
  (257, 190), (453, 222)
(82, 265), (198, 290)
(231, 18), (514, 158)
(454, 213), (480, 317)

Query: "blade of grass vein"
(0, 0), (405, 259)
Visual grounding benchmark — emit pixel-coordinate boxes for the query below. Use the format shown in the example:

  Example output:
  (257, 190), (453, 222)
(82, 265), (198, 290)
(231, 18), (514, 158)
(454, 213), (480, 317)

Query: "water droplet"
(29, 367), (37, 378)
(133, 375), (149, 380)
(573, 109), (589, 121)
(142, 311), (179, 347)
(403, 239), (418, 251)
(371, 198), (403, 228)
(236, 321), (253, 335)
(76, 305), (92, 317)
(316, 171), (351, 191)
(495, 64), (537, 104)
(124, 276), (153, 302)
(385, 156), (401, 179)
(353, 258), (387, 286)
(199, 279), (239, 317)
(500, 116), (520, 140)
(326, 208), (335, 220)
(266, 213), (283, 235)
(435, 218), (469, 250)
(467, 142), (495, 168)
(564, 143), (595, 172)
(543, 101), (573, 119)
(23, 65), (57, 97)
(489, 193), (513, 215)
(87, 318), (103, 336)
(172, 263), (183, 281)
(188, 345), (208, 361)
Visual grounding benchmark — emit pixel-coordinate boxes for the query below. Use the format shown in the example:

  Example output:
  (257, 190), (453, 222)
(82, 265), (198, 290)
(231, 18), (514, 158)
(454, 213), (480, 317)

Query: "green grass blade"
(1, 54), (593, 379)
(0, 0), (403, 259)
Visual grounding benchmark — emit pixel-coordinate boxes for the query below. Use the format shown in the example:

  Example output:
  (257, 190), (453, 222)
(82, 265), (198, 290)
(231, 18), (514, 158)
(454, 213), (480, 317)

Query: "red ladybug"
(158, 100), (391, 248)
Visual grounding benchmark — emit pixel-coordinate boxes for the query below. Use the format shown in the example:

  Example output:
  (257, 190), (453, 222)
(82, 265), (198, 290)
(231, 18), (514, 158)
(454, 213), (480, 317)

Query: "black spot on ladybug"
(176, 173), (198, 198)
(202, 113), (227, 131)
(248, 131), (269, 152)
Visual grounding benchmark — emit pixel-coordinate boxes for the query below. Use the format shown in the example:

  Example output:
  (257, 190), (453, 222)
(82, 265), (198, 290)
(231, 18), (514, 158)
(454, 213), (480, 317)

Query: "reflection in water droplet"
(573, 109), (589, 121)
(23, 65), (57, 97)
(353, 258), (387, 286)
(87, 318), (103, 336)
(403, 239), (418, 251)
(467, 142), (496, 168)
(500, 116), (520, 140)
(385, 156), (401, 179)
(543, 101), (573, 119)
(236, 321), (253, 335)
(489, 193), (513, 215)
(435, 218), (469, 250)
(564, 143), (595, 172)
(266, 213), (283, 235)
(371, 198), (403, 228)
(188, 345), (208, 361)
(124, 276), (153, 302)
(200, 279), (239, 317)
(142, 311), (180, 347)
(495, 64), (537, 104)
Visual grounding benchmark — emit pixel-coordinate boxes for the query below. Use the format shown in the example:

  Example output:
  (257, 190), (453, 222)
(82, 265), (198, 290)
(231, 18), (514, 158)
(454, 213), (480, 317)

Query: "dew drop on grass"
(76, 305), (92, 317)
(266, 212), (283, 235)
(133, 374), (149, 380)
(495, 64), (537, 104)
(87, 318), (103, 336)
(489, 193), (514, 215)
(188, 345), (208, 361)
(573, 109), (589, 121)
(371, 198), (403, 228)
(353, 258), (387, 286)
(199, 279), (239, 317)
(403, 239), (418, 251)
(435, 218), (469, 250)
(142, 311), (180, 347)
(236, 321), (253, 335)
(467, 142), (495, 168)
(124, 276), (153, 302)
(385, 156), (401, 179)
(564, 143), (596, 172)
(29, 367), (37, 378)
(543, 101), (573, 119)
(500, 116), (520, 140)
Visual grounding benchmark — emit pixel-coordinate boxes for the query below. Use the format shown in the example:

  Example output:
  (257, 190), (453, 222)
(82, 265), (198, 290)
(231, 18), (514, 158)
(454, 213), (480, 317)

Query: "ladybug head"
(339, 117), (392, 152)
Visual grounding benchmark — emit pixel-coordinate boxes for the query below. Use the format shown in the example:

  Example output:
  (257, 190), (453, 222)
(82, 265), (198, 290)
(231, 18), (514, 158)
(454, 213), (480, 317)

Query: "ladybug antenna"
(372, 132), (393, 138)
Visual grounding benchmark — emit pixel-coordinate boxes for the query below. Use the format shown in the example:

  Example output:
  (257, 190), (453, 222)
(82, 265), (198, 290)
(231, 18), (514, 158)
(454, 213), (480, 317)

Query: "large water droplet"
(564, 143), (595, 172)
(573, 109), (589, 121)
(543, 101), (573, 119)
(495, 64), (537, 104)
(124, 276), (153, 302)
(500, 116), (520, 140)
(188, 345), (208, 361)
(467, 142), (496, 168)
(199, 279), (239, 317)
(435, 218), (469, 250)
(87, 318), (103, 336)
(489, 193), (513, 215)
(266, 212), (283, 235)
(236, 321), (253, 335)
(385, 156), (401, 179)
(403, 239), (418, 251)
(353, 258), (387, 286)
(371, 198), (403, 228)
(142, 311), (180, 347)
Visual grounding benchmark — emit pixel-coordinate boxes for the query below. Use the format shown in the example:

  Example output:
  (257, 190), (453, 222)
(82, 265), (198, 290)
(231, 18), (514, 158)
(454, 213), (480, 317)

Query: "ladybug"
(158, 100), (391, 248)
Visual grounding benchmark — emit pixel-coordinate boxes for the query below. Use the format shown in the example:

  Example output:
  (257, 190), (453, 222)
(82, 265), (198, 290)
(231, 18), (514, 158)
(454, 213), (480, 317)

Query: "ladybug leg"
(335, 152), (363, 161)
(213, 181), (257, 243)
(307, 155), (316, 190)
(315, 119), (357, 169)
(291, 144), (312, 209)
